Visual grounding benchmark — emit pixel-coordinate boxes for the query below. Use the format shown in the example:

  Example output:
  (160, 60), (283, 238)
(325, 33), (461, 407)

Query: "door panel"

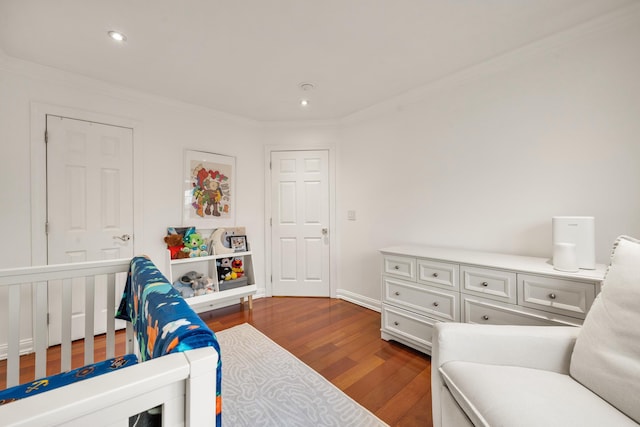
(271, 150), (329, 296)
(46, 115), (133, 344)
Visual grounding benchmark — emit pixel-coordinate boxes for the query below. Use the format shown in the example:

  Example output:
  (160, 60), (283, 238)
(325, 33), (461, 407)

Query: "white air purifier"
(552, 216), (595, 270)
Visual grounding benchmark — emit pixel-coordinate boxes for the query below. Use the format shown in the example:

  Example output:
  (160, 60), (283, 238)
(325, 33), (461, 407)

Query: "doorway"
(45, 115), (134, 343)
(30, 104), (140, 346)
(269, 149), (332, 296)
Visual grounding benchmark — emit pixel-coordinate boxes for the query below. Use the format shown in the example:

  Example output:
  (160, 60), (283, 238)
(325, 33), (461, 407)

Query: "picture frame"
(228, 235), (247, 252)
(183, 150), (235, 227)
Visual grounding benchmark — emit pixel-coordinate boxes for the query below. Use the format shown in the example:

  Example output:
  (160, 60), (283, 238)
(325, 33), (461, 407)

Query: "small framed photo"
(228, 235), (247, 252)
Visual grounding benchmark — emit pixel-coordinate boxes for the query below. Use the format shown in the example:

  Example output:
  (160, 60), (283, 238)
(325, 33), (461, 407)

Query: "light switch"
(347, 210), (356, 221)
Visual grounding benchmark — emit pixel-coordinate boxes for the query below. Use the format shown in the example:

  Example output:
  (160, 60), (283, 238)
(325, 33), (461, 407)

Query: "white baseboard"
(0, 338), (34, 361)
(336, 289), (381, 313)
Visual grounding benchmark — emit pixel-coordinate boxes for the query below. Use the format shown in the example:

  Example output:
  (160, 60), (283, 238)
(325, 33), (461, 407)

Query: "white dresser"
(379, 245), (606, 355)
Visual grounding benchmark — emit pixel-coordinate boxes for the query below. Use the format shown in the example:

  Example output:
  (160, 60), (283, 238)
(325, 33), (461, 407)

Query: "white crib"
(0, 259), (218, 426)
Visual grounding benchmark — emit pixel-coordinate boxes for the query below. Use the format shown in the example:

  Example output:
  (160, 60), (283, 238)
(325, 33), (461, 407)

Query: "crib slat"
(1, 259), (132, 385)
(34, 281), (48, 380)
(84, 276), (95, 365)
(126, 322), (134, 355)
(61, 278), (72, 372)
(106, 272), (116, 359)
(7, 284), (21, 388)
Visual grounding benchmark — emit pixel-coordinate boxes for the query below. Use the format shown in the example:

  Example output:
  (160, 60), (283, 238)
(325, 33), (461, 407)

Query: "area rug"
(215, 323), (388, 427)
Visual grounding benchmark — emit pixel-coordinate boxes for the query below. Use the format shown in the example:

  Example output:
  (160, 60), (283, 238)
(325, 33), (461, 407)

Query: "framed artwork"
(183, 150), (235, 227)
(228, 235), (247, 252)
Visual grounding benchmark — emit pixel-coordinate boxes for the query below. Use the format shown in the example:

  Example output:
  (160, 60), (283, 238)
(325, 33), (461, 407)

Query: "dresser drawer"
(383, 277), (459, 321)
(417, 259), (459, 290)
(383, 255), (416, 281)
(461, 265), (517, 303)
(381, 305), (436, 350)
(518, 274), (596, 319)
(461, 296), (582, 327)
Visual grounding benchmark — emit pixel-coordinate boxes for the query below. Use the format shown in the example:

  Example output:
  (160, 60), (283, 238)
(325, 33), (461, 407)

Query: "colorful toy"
(217, 257), (234, 283)
(184, 232), (208, 257)
(164, 234), (189, 259)
(231, 258), (244, 278)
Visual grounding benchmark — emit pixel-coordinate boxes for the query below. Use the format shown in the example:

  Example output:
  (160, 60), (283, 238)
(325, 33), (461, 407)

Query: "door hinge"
(270, 275), (272, 283)
(45, 222), (49, 234)
(269, 161), (272, 170)
(270, 218), (272, 226)
(44, 129), (48, 143)
(47, 313), (50, 325)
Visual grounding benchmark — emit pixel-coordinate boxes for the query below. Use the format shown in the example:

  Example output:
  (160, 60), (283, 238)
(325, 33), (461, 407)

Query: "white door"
(271, 150), (330, 296)
(46, 115), (134, 343)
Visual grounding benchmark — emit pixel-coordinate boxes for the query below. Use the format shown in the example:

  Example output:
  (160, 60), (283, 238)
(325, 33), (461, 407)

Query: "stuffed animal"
(191, 277), (207, 296)
(231, 258), (244, 278)
(217, 257), (234, 283)
(172, 270), (199, 298)
(164, 234), (189, 259)
(184, 233), (208, 257)
(194, 276), (215, 294)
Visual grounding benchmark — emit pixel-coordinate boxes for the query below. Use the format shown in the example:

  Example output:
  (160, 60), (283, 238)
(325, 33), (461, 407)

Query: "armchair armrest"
(431, 322), (580, 427)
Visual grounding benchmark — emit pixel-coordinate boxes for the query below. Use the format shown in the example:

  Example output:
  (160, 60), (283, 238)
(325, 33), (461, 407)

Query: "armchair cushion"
(570, 235), (640, 423)
(431, 323), (579, 427)
(440, 361), (637, 427)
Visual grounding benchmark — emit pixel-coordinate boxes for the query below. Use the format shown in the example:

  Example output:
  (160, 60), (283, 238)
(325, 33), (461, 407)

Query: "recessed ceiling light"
(108, 31), (127, 42)
(299, 82), (315, 91)
(300, 99), (309, 107)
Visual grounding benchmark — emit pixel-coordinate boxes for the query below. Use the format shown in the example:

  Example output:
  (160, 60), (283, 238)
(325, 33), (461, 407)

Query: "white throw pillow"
(570, 235), (640, 424)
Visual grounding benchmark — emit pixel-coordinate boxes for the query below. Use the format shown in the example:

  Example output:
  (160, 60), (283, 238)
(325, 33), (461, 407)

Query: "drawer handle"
(549, 293), (557, 300)
(482, 315), (489, 321)
(394, 265), (400, 270)
(395, 291), (400, 296)
(432, 272), (439, 278)
(394, 321), (399, 326)
(481, 281), (489, 287)
(433, 302), (439, 307)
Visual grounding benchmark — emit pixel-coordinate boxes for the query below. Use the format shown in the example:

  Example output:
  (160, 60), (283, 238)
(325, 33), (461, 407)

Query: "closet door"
(46, 115), (133, 344)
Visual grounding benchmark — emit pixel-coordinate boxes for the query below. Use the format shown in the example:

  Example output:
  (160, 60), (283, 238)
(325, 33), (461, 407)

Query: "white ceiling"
(0, 0), (635, 121)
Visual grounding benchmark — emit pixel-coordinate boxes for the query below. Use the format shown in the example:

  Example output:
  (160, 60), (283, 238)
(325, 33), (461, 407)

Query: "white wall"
(0, 54), (265, 270)
(336, 11), (640, 302)
(1, 7), (639, 338)
(0, 53), (265, 346)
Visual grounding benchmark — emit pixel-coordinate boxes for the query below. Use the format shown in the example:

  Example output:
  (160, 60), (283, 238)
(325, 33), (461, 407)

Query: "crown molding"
(0, 51), (260, 128)
(341, 2), (640, 126)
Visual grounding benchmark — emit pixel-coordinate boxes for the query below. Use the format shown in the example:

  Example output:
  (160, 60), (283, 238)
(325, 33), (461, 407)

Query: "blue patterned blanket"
(0, 354), (137, 406)
(116, 256), (222, 424)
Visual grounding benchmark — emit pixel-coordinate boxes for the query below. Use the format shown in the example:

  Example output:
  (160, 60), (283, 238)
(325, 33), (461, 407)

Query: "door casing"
(45, 114), (134, 343)
(29, 102), (143, 345)
(264, 143), (337, 298)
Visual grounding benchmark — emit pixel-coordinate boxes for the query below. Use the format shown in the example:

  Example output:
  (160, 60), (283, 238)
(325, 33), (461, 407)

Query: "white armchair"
(431, 236), (640, 427)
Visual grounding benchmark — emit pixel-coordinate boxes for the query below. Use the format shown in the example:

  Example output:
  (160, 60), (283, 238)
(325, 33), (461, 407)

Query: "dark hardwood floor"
(201, 297), (433, 427)
(1, 297), (433, 426)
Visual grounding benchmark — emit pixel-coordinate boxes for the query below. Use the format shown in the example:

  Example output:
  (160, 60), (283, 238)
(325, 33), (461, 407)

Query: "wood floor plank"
(376, 366), (432, 425)
(204, 297), (432, 427)
(2, 297), (433, 426)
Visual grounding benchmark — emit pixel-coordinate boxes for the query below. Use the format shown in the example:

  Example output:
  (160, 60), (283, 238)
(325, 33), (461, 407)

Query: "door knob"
(113, 234), (131, 242)
(322, 228), (328, 235)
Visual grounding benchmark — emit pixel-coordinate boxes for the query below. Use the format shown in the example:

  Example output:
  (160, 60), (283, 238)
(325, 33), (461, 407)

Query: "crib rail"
(0, 259), (133, 389)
